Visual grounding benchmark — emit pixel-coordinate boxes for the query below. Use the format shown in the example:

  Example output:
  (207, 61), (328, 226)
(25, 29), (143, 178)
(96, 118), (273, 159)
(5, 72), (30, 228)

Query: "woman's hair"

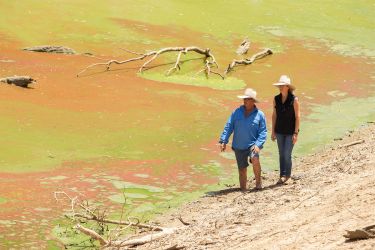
(288, 87), (294, 94)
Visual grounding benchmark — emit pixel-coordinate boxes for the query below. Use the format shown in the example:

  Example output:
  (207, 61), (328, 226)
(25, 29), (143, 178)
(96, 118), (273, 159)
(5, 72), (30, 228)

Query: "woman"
(271, 75), (300, 184)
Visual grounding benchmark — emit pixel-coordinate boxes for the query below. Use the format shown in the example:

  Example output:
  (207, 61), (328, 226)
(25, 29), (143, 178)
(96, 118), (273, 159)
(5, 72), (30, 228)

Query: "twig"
(178, 216), (190, 226)
(166, 51), (183, 75)
(342, 205), (367, 220)
(338, 140), (365, 148)
(294, 190), (320, 209)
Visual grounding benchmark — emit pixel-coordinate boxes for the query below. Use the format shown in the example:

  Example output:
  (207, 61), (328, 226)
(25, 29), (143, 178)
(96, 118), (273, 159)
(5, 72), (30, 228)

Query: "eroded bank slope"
(135, 123), (375, 249)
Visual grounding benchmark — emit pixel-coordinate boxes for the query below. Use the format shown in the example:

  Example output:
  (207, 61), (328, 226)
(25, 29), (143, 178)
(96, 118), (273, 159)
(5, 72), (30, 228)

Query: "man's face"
(243, 98), (255, 110)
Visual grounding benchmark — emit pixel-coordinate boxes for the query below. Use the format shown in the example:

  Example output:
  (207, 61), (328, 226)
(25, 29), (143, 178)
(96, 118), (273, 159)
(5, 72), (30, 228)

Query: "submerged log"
(0, 76), (36, 88)
(23, 45), (76, 54)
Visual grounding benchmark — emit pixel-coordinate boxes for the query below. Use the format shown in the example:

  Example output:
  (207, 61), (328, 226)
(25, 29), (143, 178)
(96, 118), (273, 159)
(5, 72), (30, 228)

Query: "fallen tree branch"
(54, 191), (97, 218)
(224, 48), (273, 76)
(75, 224), (108, 246)
(344, 224), (375, 240)
(77, 46), (218, 77)
(78, 46), (272, 79)
(56, 190), (183, 248)
(338, 139), (365, 148)
(73, 212), (164, 231)
(111, 227), (177, 247)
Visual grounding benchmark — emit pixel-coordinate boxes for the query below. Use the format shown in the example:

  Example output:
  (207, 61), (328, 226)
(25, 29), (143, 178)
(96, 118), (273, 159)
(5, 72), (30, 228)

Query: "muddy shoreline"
(132, 122), (375, 249)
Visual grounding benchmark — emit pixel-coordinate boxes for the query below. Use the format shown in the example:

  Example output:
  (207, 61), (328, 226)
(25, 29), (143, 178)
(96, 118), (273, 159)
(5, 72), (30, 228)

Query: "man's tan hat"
(273, 75), (295, 90)
(237, 88), (259, 102)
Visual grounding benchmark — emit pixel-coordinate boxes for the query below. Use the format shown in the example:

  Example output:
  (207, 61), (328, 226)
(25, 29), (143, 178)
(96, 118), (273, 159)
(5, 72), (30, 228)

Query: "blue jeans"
(275, 133), (294, 177)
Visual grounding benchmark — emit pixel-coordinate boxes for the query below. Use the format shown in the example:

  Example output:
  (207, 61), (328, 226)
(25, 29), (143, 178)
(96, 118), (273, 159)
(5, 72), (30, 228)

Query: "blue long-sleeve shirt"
(219, 105), (267, 150)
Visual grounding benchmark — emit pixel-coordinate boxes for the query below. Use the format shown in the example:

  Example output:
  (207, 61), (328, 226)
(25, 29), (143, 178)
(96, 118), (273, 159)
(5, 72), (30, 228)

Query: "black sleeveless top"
(274, 92), (296, 135)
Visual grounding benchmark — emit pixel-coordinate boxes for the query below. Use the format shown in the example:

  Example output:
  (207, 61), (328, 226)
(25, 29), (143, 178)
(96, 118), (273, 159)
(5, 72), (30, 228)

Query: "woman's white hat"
(273, 75), (295, 90)
(237, 88), (259, 102)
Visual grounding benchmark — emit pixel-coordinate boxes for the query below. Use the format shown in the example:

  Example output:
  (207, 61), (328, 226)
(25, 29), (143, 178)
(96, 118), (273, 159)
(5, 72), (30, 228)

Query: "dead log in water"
(23, 45), (76, 54)
(0, 76), (36, 88)
(78, 46), (273, 79)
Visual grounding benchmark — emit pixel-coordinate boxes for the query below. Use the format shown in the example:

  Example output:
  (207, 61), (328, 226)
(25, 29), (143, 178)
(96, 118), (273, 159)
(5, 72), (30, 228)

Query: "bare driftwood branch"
(0, 76), (36, 88)
(111, 227), (177, 247)
(344, 224), (375, 240)
(75, 224), (108, 246)
(338, 139), (365, 148)
(77, 46), (217, 77)
(56, 190), (183, 248)
(73, 213), (164, 231)
(78, 45), (272, 79)
(236, 38), (250, 55)
(54, 191), (97, 218)
(224, 48), (273, 75)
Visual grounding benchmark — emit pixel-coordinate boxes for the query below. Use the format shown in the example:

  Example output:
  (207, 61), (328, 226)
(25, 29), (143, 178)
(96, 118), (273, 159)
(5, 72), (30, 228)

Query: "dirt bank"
(132, 122), (375, 249)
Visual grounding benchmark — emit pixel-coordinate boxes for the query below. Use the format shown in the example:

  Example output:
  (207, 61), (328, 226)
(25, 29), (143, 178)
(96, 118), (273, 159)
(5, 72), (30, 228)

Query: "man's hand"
(251, 145), (260, 153)
(220, 143), (226, 152)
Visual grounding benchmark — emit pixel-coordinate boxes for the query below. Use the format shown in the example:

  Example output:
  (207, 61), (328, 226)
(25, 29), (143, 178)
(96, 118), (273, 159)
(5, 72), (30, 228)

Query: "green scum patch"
(141, 72), (245, 90)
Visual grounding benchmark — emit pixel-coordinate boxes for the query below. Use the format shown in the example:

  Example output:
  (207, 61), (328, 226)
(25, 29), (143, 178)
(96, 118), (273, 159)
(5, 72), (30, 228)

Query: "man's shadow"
(205, 183), (283, 197)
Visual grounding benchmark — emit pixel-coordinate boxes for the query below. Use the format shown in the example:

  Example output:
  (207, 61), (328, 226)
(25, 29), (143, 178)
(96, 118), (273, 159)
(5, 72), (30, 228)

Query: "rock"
(23, 45), (76, 54)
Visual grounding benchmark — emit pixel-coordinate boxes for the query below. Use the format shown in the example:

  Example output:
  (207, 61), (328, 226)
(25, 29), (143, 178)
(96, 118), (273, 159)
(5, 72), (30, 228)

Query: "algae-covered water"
(0, 0), (374, 248)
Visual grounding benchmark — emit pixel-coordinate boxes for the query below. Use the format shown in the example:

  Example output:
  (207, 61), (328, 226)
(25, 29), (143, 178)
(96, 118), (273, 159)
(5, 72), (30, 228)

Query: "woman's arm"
(293, 97), (300, 144)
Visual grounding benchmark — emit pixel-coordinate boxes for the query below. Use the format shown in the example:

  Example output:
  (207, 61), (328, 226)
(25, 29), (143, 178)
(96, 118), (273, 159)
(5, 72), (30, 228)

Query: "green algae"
(295, 96), (375, 156)
(0, 99), (217, 172)
(258, 94), (375, 173)
(1, 1), (374, 57)
(142, 73), (246, 90)
(0, 197), (7, 204)
(110, 180), (164, 193)
(192, 160), (223, 176)
(108, 194), (133, 204)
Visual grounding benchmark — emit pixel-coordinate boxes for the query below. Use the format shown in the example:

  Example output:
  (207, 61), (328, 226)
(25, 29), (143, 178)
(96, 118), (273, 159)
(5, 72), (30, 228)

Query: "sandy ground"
(126, 122), (375, 250)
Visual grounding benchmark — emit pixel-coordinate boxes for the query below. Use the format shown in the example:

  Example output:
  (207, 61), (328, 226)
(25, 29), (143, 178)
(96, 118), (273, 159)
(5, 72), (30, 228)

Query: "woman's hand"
(220, 143), (226, 152)
(292, 134), (298, 144)
(271, 132), (276, 141)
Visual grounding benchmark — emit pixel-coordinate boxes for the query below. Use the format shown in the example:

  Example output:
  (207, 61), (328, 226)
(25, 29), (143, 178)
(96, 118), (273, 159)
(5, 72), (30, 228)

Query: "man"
(219, 88), (267, 191)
